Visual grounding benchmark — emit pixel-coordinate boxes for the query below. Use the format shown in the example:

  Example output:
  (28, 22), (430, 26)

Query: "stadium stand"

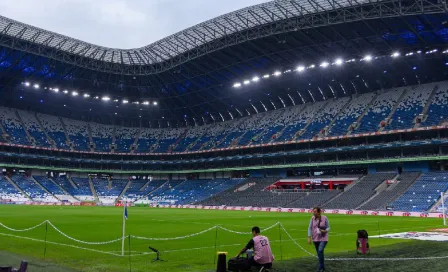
(352, 88), (405, 134)
(37, 113), (69, 149)
(359, 172), (421, 210)
(89, 123), (115, 152)
(390, 172), (448, 212)
(324, 173), (396, 209)
(387, 83), (434, 130)
(70, 177), (94, 201)
(92, 178), (128, 203)
(114, 127), (139, 153)
(17, 110), (52, 147)
(422, 82), (448, 126)
(62, 118), (91, 151)
(285, 190), (341, 209)
(10, 175), (58, 202)
(0, 175), (28, 201)
(0, 107), (30, 145)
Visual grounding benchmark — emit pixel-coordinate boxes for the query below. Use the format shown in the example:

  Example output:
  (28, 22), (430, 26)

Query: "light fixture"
(63, 90), (69, 94)
(24, 82), (30, 87)
(53, 88), (59, 93)
(309, 64), (315, 69)
(143, 101), (150, 105)
(122, 100), (129, 104)
(83, 93), (90, 98)
(72, 91), (78, 96)
(252, 76), (260, 82)
(273, 71), (281, 76)
(363, 55), (373, 62)
(113, 99), (119, 102)
(243, 80), (250, 85)
(263, 74), (270, 78)
(33, 84), (40, 89)
(102, 96), (110, 101)
(334, 58), (343, 66)
(391, 52), (400, 58)
(94, 96), (99, 99)
(233, 83), (242, 88)
(153, 101), (158, 105)
(296, 66), (305, 72)
(320, 61), (329, 68)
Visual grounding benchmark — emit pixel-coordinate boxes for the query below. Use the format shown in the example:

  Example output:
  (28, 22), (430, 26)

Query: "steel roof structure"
(0, 0), (446, 74)
(0, 0), (447, 126)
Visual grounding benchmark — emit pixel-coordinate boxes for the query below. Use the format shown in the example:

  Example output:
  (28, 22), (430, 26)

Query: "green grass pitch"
(0, 205), (447, 272)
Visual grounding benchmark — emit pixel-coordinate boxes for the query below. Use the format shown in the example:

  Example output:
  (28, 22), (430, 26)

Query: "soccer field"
(0, 205), (446, 272)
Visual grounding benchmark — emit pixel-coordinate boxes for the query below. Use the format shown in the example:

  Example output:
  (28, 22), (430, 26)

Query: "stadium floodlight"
(83, 93), (90, 98)
(113, 99), (119, 102)
(122, 100), (129, 104)
(143, 101), (149, 105)
(243, 80), (251, 85)
(24, 82), (30, 87)
(334, 58), (343, 66)
(252, 76), (260, 82)
(102, 96), (110, 101)
(296, 66), (305, 72)
(33, 84), (40, 89)
(94, 96), (99, 99)
(309, 64), (315, 69)
(273, 71), (281, 76)
(320, 61), (329, 68)
(263, 74), (270, 79)
(63, 90), (69, 94)
(153, 101), (158, 105)
(72, 91), (79, 96)
(233, 82), (242, 88)
(391, 51), (400, 58)
(417, 50), (422, 54)
(284, 69), (292, 73)
(363, 55), (373, 62)
(53, 88), (59, 93)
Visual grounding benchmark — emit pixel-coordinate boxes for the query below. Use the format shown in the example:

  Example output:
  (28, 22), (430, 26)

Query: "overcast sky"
(0, 0), (268, 49)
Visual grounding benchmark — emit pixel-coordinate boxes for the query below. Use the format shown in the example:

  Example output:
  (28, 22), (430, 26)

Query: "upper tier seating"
(114, 127), (139, 153)
(33, 176), (66, 195)
(2, 82), (447, 153)
(300, 97), (350, 139)
(388, 84), (434, 130)
(285, 190), (341, 208)
(328, 93), (376, 136)
(353, 88), (405, 134)
(63, 118), (90, 151)
(0, 175), (28, 201)
(390, 172), (448, 212)
(422, 82), (448, 126)
(17, 110), (52, 147)
(0, 108), (30, 145)
(324, 173), (396, 209)
(37, 113), (68, 149)
(90, 123), (115, 152)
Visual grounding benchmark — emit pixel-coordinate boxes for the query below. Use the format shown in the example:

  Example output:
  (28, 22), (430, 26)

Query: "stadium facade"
(0, 0), (447, 211)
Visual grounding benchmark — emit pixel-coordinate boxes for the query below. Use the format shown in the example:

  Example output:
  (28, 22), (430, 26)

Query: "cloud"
(0, 0), (267, 48)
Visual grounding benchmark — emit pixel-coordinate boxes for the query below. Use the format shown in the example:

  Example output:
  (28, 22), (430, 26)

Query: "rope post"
(128, 235), (132, 272)
(214, 226), (218, 265)
(278, 223), (283, 260)
(44, 221), (48, 259)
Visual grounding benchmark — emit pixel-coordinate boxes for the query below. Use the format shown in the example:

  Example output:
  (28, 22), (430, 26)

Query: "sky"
(0, 0), (268, 49)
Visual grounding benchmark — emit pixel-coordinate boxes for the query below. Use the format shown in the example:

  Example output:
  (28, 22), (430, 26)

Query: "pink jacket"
(308, 215), (330, 242)
(253, 235), (274, 264)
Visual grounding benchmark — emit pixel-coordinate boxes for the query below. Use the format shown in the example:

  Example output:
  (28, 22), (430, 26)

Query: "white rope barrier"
(279, 223), (316, 257)
(217, 222), (281, 235)
(0, 220), (48, 232)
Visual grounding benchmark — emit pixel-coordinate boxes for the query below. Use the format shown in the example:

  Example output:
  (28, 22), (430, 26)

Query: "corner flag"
(122, 202), (128, 256)
(124, 205), (128, 220)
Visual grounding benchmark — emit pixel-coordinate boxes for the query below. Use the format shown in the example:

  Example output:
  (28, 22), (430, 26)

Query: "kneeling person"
(236, 226), (274, 271)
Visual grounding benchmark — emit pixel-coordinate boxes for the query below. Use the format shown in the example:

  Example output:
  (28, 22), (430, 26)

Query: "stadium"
(0, 0), (448, 271)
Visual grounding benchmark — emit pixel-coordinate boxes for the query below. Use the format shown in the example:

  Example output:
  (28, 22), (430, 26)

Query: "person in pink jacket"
(236, 226), (274, 272)
(308, 207), (330, 272)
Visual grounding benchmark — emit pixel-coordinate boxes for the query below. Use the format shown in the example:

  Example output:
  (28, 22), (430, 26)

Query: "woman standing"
(307, 207), (330, 272)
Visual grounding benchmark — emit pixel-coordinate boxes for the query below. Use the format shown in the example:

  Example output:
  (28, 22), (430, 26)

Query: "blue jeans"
(313, 241), (328, 270)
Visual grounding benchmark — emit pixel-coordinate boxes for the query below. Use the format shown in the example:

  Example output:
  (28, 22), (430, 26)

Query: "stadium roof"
(0, 0), (447, 125)
(0, 0), (374, 66)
